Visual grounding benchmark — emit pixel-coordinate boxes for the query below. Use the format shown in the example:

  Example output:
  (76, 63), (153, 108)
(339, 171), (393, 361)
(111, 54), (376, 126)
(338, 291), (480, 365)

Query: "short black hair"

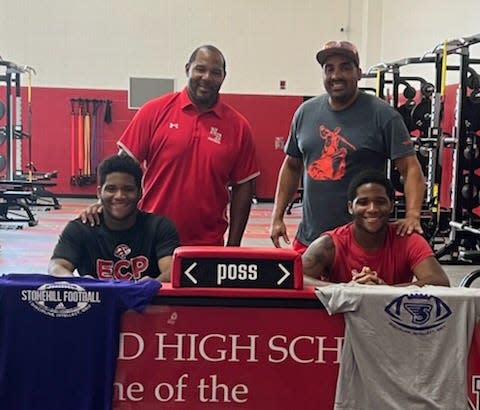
(187, 45), (226, 72)
(347, 169), (395, 202)
(98, 154), (143, 190)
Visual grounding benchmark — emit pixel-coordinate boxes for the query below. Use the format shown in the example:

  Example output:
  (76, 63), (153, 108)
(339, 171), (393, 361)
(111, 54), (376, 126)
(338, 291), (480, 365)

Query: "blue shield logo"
(385, 294), (452, 332)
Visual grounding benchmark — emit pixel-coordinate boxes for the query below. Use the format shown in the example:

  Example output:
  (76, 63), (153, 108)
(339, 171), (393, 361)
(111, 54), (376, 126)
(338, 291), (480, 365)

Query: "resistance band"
(104, 100), (112, 123)
(77, 100), (84, 175)
(83, 101), (91, 176)
(70, 100), (76, 178)
(91, 100), (101, 175)
(69, 97), (109, 184)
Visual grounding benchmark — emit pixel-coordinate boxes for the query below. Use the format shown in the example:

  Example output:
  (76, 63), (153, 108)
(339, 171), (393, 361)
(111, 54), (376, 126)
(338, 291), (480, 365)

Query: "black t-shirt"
(51, 211), (179, 280)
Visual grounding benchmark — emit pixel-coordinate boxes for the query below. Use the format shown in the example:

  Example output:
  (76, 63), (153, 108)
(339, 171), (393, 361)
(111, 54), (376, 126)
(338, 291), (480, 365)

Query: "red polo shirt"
(118, 88), (259, 246)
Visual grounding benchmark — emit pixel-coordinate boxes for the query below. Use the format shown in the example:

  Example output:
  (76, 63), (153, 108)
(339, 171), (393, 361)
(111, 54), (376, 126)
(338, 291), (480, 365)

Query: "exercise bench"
(0, 190), (38, 226)
(0, 180), (61, 210)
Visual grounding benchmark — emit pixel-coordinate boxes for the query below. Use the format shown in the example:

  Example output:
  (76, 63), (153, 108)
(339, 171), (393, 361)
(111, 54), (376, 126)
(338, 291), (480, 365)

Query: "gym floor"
(0, 198), (477, 286)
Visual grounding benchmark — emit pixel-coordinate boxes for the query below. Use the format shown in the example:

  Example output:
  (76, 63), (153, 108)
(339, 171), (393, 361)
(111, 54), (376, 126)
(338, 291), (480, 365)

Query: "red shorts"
(292, 239), (308, 255)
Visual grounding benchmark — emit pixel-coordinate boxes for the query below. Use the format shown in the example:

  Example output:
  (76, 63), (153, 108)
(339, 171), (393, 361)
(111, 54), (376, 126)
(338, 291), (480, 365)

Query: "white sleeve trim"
(235, 171), (260, 185)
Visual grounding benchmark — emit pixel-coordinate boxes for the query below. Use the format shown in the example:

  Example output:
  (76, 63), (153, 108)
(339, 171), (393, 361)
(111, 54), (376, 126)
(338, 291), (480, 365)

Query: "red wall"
(0, 83), (464, 202)
(221, 94), (303, 199)
(0, 86), (133, 195)
(0, 86), (302, 199)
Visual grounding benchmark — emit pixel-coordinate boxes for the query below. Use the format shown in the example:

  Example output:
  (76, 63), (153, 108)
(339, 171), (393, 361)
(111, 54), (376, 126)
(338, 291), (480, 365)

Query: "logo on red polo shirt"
(208, 127), (222, 144)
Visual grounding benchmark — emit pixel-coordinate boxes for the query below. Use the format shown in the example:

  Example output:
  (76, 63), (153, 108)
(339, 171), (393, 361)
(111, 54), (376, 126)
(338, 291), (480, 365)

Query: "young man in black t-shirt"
(49, 155), (179, 281)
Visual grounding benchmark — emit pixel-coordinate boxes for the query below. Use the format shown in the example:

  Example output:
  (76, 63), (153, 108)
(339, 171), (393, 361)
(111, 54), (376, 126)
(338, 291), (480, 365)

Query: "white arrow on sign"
(277, 263), (291, 285)
(184, 262), (198, 284)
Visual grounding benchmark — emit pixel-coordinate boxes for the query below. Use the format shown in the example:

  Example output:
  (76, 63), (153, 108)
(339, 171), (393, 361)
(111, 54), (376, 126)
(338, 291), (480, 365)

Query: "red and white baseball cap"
(316, 40), (360, 66)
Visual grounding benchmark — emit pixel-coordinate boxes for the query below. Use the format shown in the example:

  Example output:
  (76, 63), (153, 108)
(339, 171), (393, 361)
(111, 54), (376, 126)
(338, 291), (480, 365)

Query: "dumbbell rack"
(431, 35), (480, 263)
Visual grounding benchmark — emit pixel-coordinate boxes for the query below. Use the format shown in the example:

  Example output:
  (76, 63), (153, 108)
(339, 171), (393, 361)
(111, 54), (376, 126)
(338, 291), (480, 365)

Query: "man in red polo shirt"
(84, 45), (259, 246)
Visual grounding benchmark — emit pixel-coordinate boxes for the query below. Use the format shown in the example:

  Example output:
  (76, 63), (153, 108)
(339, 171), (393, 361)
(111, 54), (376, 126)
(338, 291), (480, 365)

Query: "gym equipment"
(69, 100), (76, 179)
(77, 99), (84, 176)
(366, 60), (439, 226)
(25, 70), (34, 181)
(459, 174), (480, 210)
(286, 187), (303, 215)
(90, 100), (103, 176)
(402, 83), (416, 100)
(466, 67), (480, 89)
(69, 98), (110, 186)
(459, 268), (480, 286)
(460, 136), (480, 170)
(0, 58), (60, 223)
(424, 33), (480, 262)
(84, 100), (91, 176)
(408, 82), (436, 135)
(393, 82), (418, 131)
(0, 190), (38, 226)
(462, 99), (480, 134)
(462, 68), (480, 133)
(396, 99), (416, 131)
(0, 180), (60, 210)
(0, 58), (52, 180)
(0, 127), (6, 145)
(390, 143), (430, 193)
(366, 55), (456, 249)
(420, 82), (435, 98)
(0, 60), (36, 179)
(411, 97), (432, 134)
(104, 100), (112, 123)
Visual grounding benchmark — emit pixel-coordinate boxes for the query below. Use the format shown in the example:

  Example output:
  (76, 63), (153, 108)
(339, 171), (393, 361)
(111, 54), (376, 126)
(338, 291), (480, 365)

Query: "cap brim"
(316, 49), (358, 66)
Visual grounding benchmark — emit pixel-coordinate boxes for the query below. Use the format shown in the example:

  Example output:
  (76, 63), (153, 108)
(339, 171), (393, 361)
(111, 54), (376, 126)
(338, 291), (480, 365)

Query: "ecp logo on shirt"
(384, 293), (452, 334)
(114, 244), (132, 259)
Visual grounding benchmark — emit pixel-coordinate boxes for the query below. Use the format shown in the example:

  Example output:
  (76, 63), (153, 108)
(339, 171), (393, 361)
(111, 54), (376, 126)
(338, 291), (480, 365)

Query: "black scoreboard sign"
(179, 257), (295, 289)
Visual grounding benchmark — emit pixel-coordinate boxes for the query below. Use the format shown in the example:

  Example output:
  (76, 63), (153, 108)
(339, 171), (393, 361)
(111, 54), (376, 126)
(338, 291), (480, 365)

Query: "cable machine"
(0, 58), (36, 180)
(363, 57), (441, 241)
(0, 58), (61, 226)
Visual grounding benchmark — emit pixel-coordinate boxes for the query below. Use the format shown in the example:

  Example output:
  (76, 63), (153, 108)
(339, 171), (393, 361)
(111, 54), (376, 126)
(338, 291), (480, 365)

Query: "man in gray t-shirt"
(270, 40), (425, 251)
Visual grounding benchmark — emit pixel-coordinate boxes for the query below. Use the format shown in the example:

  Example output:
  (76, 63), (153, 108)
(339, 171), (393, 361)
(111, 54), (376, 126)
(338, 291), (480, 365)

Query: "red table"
(114, 284), (480, 409)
